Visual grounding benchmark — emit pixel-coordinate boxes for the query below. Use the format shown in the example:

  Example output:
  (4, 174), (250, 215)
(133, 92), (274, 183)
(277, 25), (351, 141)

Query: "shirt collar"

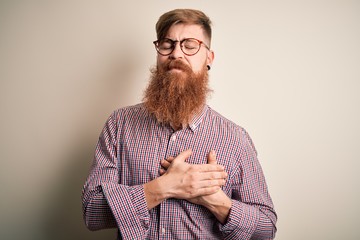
(146, 104), (209, 132)
(188, 104), (209, 132)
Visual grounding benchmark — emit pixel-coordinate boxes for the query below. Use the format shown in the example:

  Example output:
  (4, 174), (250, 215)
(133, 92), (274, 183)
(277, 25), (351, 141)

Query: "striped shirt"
(82, 103), (277, 239)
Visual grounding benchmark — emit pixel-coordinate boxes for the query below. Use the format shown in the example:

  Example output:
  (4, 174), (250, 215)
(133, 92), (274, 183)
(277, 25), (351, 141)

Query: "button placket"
(166, 132), (178, 158)
(159, 198), (169, 239)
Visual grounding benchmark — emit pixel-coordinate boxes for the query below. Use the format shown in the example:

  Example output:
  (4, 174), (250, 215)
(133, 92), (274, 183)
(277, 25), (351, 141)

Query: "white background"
(1, 1), (359, 239)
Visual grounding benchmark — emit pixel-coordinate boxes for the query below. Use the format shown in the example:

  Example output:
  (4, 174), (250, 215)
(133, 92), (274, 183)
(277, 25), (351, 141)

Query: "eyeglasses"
(153, 38), (210, 56)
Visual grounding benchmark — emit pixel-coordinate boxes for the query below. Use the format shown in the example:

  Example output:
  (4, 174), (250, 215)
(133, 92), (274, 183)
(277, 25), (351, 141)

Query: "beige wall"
(1, 1), (359, 239)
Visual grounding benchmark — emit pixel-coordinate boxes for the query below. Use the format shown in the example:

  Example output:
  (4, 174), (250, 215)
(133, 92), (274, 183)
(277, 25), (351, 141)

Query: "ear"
(206, 50), (215, 68)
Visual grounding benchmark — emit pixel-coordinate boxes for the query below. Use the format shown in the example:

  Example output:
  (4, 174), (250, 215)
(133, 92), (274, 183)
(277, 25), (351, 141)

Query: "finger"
(160, 159), (171, 169)
(173, 149), (192, 163)
(207, 150), (217, 165)
(196, 164), (225, 172)
(200, 171), (228, 180)
(199, 178), (226, 188)
(166, 156), (175, 162)
(192, 186), (221, 197)
(159, 168), (166, 175)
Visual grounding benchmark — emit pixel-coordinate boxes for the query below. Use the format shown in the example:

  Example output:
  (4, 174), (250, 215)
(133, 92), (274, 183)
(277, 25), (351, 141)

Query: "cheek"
(186, 51), (209, 73)
(157, 56), (165, 64)
(157, 56), (168, 68)
(188, 59), (207, 73)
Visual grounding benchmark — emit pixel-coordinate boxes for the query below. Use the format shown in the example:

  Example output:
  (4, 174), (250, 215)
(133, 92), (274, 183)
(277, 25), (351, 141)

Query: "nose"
(169, 42), (184, 59)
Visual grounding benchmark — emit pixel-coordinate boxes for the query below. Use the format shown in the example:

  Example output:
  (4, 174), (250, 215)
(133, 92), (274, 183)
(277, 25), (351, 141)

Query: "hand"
(160, 149), (228, 200)
(160, 150), (232, 224)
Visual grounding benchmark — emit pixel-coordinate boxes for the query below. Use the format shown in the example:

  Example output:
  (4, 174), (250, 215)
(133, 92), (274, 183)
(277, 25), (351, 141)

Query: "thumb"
(173, 149), (192, 163)
(207, 150), (217, 165)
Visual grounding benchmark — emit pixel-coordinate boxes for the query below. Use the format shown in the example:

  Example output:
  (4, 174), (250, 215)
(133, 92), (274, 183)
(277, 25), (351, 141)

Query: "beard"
(143, 59), (211, 129)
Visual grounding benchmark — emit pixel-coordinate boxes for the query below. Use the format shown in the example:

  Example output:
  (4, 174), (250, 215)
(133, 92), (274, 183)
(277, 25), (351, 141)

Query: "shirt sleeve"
(219, 129), (277, 240)
(82, 112), (150, 239)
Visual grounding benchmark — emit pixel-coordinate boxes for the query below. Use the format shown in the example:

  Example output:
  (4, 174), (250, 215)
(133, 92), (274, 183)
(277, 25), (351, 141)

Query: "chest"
(116, 123), (240, 192)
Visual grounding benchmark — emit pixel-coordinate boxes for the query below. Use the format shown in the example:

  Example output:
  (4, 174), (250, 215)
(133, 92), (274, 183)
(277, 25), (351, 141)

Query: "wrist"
(205, 197), (232, 212)
(204, 194), (232, 224)
(143, 175), (170, 209)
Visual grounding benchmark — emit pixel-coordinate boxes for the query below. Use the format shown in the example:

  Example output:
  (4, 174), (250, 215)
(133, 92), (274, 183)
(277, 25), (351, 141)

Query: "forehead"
(165, 24), (206, 41)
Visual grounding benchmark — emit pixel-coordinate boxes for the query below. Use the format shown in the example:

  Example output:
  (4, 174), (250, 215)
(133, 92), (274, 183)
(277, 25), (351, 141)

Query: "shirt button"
(171, 135), (176, 141)
(162, 228), (166, 234)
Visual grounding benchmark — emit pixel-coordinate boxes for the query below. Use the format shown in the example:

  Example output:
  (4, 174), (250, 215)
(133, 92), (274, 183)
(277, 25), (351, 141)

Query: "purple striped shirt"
(82, 103), (277, 239)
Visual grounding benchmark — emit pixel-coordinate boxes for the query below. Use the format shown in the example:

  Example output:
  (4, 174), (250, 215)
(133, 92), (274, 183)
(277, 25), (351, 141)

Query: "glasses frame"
(153, 38), (210, 56)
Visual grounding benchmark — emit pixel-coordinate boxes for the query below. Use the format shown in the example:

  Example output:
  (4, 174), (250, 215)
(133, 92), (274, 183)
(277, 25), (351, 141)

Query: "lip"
(168, 67), (184, 72)
(168, 60), (188, 71)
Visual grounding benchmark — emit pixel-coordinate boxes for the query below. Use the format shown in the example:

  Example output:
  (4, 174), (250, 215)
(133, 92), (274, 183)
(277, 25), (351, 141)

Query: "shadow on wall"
(41, 49), (142, 239)
(42, 141), (117, 240)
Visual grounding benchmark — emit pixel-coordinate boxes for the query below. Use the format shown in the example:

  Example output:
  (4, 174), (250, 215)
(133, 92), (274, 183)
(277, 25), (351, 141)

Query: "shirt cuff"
(129, 184), (150, 229)
(219, 200), (259, 239)
(101, 182), (150, 239)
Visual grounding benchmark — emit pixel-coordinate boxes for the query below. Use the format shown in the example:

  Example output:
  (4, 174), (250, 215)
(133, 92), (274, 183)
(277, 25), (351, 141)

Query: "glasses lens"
(155, 38), (202, 56)
(182, 39), (200, 55)
(157, 39), (174, 55)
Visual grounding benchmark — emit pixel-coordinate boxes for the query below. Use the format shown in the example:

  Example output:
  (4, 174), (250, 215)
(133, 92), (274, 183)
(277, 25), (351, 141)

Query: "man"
(82, 9), (277, 239)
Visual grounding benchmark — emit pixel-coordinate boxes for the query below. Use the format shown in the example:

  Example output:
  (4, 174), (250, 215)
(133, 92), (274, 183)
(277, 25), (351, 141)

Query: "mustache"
(166, 60), (191, 72)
